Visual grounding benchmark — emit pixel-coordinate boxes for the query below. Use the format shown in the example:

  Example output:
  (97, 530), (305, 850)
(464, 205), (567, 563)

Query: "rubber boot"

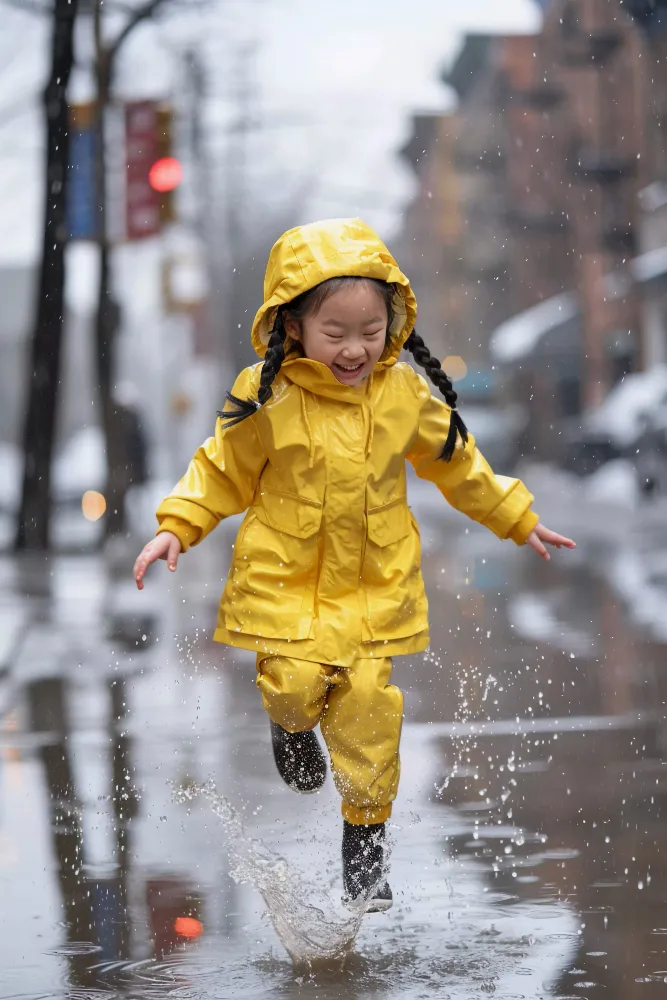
(342, 819), (393, 912)
(270, 720), (327, 793)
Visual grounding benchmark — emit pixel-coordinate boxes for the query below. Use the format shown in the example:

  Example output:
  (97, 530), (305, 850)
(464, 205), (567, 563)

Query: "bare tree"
(15, 0), (79, 550)
(13, 0), (179, 547)
(12, 0), (172, 548)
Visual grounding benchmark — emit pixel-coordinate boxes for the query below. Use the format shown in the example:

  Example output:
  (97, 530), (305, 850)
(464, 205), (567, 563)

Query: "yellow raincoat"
(156, 218), (539, 668)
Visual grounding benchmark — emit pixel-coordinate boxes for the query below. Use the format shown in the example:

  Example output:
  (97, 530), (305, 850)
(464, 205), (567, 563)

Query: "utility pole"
(183, 48), (214, 355)
(92, 0), (168, 540)
(15, 0), (79, 550)
(184, 50), (210, 241)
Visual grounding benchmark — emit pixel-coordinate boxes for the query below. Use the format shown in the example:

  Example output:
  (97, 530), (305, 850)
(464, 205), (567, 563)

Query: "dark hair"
(403, 330), (468, 461)
(220, 310), (288, 427)
(220, 276), (468, 460)
(288, 275), (395, 330)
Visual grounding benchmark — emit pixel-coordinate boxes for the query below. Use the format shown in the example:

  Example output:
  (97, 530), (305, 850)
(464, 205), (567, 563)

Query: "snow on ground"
(507, 591), (598, 658)
(584, 364), (667, 448)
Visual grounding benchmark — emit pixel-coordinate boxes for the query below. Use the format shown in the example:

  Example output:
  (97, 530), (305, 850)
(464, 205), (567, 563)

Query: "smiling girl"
(134, 219), (575, 912)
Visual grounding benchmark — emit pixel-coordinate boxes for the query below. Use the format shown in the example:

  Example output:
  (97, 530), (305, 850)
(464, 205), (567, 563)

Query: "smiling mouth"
(333, 362), (364, 375)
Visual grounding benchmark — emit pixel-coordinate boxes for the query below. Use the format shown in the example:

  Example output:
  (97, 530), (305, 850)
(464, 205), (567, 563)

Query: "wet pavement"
(1, 476), (667, 999)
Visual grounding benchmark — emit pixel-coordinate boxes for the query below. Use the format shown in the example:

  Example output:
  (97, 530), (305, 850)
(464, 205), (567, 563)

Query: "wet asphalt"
(1, 474), (666, 999)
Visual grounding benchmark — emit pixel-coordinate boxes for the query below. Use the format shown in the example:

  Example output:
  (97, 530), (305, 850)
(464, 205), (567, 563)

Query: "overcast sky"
(0, 0), (540, 264)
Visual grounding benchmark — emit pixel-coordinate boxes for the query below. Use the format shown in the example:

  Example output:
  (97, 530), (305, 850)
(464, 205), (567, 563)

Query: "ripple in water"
(172, 780), (368, 967)
(46, 942), (102, 957)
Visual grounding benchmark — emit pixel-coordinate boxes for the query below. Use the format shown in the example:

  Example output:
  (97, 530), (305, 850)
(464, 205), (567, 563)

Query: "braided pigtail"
(218, 311), (287, 427)
(404, 330), (468, 461)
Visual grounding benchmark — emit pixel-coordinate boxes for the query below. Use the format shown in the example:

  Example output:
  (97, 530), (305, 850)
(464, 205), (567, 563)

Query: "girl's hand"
(526, 522), (576, 562)
(134, 531), (182, 590)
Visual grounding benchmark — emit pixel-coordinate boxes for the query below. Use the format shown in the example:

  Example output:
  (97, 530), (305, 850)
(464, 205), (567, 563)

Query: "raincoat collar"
(281, 358), (377, 466)
(281, 356), (377, 404)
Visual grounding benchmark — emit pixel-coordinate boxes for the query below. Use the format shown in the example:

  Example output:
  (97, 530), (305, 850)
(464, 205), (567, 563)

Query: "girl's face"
(285, 282), (388, 385)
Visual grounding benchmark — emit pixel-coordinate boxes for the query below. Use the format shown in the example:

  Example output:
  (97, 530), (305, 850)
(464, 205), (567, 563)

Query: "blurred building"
(400, 0), (667, 463)
(399, 114), (467, 366)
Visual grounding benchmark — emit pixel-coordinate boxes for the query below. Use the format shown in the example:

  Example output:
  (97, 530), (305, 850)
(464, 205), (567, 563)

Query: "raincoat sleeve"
(155, 367), (266, 551)
(405, 369), (539, 544)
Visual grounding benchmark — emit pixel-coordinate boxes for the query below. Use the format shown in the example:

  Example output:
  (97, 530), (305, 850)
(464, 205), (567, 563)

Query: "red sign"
(125, 101), (160, 240)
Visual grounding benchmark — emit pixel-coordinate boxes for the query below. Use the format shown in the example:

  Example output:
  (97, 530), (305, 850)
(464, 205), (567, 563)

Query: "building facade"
(400, 0), (667, 462)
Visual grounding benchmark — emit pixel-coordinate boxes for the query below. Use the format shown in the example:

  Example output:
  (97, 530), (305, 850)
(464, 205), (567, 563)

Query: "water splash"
(172, 779), (366, 967)
(482, 674), (498, 702)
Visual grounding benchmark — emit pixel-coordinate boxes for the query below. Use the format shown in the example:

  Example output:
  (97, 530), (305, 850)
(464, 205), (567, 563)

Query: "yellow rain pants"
(256, 654), (403, 825)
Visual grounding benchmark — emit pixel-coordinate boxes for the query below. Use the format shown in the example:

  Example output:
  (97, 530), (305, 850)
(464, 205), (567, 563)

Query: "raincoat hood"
(251, 218), (418, 363)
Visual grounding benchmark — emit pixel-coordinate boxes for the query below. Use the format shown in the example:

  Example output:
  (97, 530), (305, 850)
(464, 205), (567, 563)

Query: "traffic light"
(152, 105), (180, 224)
(149, 156), (183, 194)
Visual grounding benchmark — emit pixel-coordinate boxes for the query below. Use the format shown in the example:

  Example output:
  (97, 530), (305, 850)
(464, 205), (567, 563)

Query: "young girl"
(134, 218), (575, 912)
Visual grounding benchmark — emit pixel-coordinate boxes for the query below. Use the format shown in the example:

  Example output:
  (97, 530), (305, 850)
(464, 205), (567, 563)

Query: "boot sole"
(342, 894), (393, 913)
(364, 897), (393, 913)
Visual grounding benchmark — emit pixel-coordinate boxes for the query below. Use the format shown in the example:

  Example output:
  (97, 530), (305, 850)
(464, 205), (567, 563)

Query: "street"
(3, 0), (667, 996)
(1, 478), (666, 999)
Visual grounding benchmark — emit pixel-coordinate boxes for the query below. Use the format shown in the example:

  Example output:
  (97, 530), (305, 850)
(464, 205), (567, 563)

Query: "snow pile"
(608, 547), (667, 643)
(583, 458), (639, 508)
(631, 245), (667, 286)
(490, 292), (578, 363)
(585, 364), (667, 448)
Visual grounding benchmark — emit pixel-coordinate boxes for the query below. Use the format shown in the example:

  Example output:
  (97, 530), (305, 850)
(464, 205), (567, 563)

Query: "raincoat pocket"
(253, 488), (322, 538)
(366, 497), (411, 546)
(221, 491), (323, 641)
(361, 499), (428, 640)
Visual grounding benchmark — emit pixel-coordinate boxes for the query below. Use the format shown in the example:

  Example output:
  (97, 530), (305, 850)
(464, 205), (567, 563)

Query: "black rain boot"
(342, 819), (393, 912)
(270, 720), (327, 794)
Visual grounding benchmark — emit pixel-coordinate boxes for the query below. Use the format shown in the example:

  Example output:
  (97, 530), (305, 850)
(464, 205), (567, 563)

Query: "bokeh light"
(441, 355), (468, 382)
(81, 490), (106, 521)
(149, 156), (183, 193)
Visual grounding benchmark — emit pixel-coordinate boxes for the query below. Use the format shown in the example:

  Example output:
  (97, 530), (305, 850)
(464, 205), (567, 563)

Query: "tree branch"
(107, 0), (169, 64)
(0, 0), (169, 16)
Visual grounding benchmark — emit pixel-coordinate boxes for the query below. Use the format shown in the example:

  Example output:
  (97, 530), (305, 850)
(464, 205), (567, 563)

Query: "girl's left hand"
(526, 522), (576, 562)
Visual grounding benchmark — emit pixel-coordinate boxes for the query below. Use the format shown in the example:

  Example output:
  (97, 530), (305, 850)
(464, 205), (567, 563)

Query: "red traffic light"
(149, 156), (183, 193)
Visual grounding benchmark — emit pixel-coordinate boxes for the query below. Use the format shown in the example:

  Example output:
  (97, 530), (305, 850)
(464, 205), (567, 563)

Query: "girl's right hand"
(134, 531), (182, 590)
